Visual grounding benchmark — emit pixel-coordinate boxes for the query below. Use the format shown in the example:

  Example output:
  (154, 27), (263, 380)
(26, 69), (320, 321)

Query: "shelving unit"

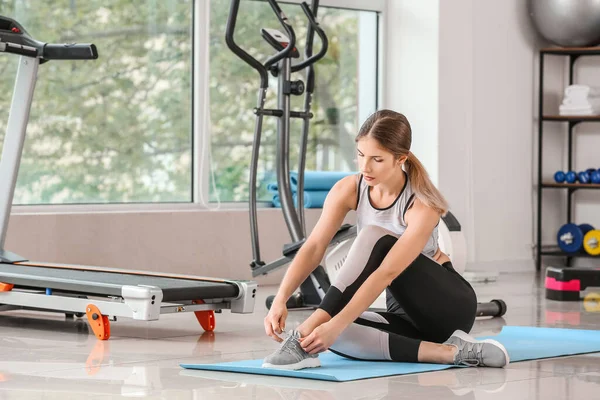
(536, 47), (600, 270)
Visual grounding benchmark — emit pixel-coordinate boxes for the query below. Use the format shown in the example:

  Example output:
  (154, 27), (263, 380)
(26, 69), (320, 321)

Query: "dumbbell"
(591, 169), (600, 184)
(579, 168), (600, 184)
(579, 171), (591, 184)
(555, 169), (600, 184)
(583, 229), (600, 256)
(557, 223), (595, 254)
(554, 171), (578, 183)
(576, 169), (600, 184)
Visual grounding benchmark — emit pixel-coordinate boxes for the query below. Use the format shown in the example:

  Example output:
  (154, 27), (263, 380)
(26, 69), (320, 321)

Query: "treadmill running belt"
(0, 264), (239, 302)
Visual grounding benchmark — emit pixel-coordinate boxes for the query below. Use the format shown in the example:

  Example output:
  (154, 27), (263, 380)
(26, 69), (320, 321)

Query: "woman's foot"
(444, 330), (509, 368)
(262, 330), (321, 370)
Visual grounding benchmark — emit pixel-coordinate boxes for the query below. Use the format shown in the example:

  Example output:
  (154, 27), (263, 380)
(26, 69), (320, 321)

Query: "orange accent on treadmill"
(193, 300), (216, 331)
(0, 283), (14, 291)
(86, 304), (111, 340)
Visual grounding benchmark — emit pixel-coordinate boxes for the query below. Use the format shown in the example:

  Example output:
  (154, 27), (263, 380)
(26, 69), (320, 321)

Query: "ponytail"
(405, 152), (448, 215)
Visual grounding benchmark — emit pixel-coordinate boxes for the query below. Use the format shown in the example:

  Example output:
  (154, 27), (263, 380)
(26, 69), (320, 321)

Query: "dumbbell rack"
(536, 47), (600, 271)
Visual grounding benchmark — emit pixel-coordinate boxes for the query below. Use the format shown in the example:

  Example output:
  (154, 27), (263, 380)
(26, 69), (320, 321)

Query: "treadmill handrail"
(42, 43), (98, 61)
(0, 16), (98, 61)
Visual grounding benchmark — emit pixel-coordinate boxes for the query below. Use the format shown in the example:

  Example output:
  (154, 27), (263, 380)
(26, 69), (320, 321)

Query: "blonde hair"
(355, 110), (449, 215)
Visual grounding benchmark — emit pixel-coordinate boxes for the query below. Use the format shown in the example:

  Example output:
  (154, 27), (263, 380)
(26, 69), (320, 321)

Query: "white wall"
(386, 0), (540, 265)
(437, 0), (475, 259)
(383, 0), (439, 185)
(438, 0), (540, 264)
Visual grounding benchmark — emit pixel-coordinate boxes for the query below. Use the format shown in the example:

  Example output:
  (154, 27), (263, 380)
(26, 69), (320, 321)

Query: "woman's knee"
(341, 226), (397, 272)
(355, 225), (398, 250)
(358, 224), (395, 238)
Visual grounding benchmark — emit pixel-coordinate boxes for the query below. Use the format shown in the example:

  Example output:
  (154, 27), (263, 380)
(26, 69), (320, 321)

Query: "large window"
(0, 0), (193, 204)
(207, 0), (379, 202)
(0, 0), (379, 206)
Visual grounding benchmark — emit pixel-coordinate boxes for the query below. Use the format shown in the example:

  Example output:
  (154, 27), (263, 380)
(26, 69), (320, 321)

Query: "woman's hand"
(264, 299), (288, 342)
(300, 320), (345, 354)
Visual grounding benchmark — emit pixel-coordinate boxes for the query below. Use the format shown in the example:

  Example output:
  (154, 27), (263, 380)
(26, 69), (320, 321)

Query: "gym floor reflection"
(1, 263), (599, 399)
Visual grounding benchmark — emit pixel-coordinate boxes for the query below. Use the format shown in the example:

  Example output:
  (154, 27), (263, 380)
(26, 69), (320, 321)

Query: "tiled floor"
(1, 266), (600, 399)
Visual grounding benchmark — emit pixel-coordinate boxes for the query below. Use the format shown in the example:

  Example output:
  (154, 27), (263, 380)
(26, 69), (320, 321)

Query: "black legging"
(318, 225), (477, 362)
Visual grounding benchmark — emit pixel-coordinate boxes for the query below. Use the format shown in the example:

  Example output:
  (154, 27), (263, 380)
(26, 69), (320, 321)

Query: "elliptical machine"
(226, 0), (335, 309)
(225, 0), (507, 318)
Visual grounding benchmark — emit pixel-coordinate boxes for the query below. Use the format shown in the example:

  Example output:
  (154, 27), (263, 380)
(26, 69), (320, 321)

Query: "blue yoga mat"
(267, 171), (355, 193)
(180, 326), (600, 382)
(272, 191), (329, 208)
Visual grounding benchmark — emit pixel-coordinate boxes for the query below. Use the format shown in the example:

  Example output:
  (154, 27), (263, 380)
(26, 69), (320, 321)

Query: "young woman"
(262, 110), (509, 370)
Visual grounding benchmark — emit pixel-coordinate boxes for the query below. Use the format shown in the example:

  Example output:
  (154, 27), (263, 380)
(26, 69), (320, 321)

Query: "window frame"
(12, 0), (386, 215)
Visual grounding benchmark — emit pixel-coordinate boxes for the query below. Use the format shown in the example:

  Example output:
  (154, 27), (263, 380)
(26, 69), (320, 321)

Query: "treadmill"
(0, 16), (256, 340)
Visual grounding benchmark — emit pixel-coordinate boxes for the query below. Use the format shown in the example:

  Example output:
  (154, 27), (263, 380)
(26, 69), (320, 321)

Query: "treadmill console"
(0, 16), (38, 58)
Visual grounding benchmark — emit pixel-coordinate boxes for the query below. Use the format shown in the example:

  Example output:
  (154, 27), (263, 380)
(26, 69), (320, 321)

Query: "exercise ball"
(528, 0), (600, 47)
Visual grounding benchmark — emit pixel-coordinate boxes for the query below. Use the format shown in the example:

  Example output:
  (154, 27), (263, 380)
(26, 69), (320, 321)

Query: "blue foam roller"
(592, 171), (600, 184)
(272, 191), (329, 209)
(268, 171), (355, 193)
(554, 171), (566, 183)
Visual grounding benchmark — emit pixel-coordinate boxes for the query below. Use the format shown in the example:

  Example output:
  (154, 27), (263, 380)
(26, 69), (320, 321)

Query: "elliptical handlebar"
(225, 0), (268, 88)
(291, 2), (328, 73)
(226, 0), (327, 81)
(226, 0), (296, 88)
(263, 0), (297, 70)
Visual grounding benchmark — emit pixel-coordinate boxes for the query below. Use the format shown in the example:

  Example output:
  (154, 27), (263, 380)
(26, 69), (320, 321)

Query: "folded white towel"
(559, 110), (595, 116)
(565, 85), (600, 98)
(562, 97), (600, 107)
(559, 104), (598, 116)
(566, 93), (600, 104)
(560, 100), (598, 110)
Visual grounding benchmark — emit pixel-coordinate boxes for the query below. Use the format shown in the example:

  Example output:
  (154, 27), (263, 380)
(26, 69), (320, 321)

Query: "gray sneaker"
(262, 330), (321, 370)
(444, 330), (509, 368)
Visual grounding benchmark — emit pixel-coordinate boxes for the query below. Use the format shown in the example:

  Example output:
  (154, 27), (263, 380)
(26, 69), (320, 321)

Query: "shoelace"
(456, 341), (484, 366)
(280, 331), (304, 356)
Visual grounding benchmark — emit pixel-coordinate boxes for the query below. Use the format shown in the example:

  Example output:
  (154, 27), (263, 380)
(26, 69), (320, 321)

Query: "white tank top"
(355, 173), (439, 258)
